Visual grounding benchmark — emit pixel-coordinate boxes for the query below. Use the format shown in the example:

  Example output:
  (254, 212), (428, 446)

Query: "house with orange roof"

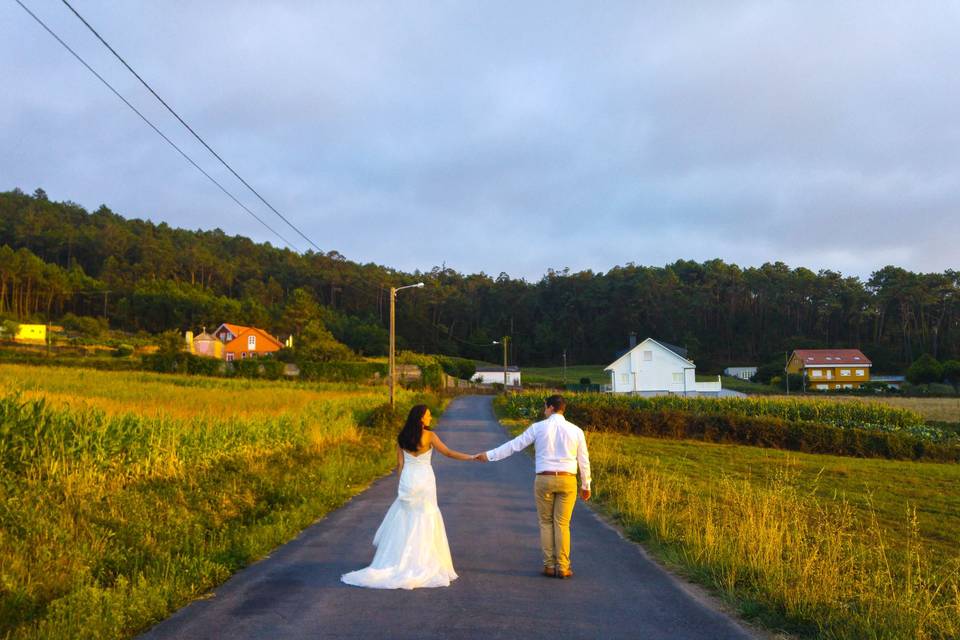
(786, 349), (871, 390)
(212, 323), (285, 362)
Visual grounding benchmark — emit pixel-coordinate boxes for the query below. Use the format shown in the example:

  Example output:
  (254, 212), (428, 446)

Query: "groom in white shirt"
(477, 394), (591, 579)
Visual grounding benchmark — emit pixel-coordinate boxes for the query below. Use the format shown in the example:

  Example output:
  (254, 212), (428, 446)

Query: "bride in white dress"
(341, 405), (475, 589)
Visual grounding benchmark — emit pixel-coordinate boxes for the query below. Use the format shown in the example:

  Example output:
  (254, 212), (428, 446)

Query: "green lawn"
(521, 364), (609, 387)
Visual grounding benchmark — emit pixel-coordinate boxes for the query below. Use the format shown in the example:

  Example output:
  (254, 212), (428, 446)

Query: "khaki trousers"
(534, 474), (578, 571)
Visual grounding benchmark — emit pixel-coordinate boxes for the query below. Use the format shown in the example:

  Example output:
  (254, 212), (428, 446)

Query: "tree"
(0, 318), (18, 340)
(296, 319), (353, 362)
(906, 354), (943, 386)
(942, 360), (960, 393)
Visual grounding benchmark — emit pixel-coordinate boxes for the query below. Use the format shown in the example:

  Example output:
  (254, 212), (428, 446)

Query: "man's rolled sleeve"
(486, 423), (538, 462)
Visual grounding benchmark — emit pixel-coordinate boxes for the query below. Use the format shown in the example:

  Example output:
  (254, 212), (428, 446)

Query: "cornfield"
(499, 391), (952, 441)
(0, 364), (435, 639)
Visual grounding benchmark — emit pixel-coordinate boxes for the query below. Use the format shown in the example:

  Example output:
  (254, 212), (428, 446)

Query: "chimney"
(629, 332), (637, 349)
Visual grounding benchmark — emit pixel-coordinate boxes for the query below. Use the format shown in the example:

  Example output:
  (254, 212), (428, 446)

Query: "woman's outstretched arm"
(429, 432), (474, 461)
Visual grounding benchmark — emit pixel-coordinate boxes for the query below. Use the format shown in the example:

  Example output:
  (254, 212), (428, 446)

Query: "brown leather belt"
(537, 471), (575, 476)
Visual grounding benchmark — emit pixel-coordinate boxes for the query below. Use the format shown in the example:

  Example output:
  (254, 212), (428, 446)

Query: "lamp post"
(492, 336), (510, 391)
(389, 282), (424, 408)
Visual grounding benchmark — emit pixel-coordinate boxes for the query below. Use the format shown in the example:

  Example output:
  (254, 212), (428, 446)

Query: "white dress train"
(341, 448), (458, 589)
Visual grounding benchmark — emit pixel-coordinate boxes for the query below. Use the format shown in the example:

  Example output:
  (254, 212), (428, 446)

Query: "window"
(248, 335), (256, 350)
(241, 352), (246, 359)
(816, 384), (827, 390)
(840, 369), (851, 377)
(855, 369), (865, 376)
(226, 352), (234, 362)
(842, 384), (853, 389)
(643, 350), (653, 361)
(811, 369), (822, 378)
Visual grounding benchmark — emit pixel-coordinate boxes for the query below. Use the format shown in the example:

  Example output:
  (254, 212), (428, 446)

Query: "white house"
(723, 366), (758, 381)
(473, 366), (521, 387)
(604, 337), (721, 396)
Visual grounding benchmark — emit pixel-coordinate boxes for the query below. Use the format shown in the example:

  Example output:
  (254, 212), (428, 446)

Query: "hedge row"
(496, 397), (960, 463)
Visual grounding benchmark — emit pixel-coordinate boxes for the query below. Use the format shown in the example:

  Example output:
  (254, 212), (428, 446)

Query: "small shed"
(473, 366), (521, 387)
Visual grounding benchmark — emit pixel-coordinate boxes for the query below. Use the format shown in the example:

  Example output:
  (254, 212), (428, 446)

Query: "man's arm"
(484, 423), (538, 462)
(577, 430), (591, 498)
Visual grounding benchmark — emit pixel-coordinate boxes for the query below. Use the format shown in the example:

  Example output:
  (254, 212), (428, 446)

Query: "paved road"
(140, 396), (755, 639)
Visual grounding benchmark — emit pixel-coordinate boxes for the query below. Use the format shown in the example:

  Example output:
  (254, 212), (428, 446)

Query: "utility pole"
(562, 349), (567, 386)
(502, 335), (510, 390)
(389, 286), (395, 408)
(389, 282), (424, 408)
(784, 351), (790, 395)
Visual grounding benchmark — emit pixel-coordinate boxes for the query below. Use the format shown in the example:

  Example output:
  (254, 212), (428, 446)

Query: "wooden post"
(502, 336), (510, 391)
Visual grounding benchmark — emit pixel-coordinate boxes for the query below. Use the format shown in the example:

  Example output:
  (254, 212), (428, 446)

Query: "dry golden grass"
(0, 363), (438, 639)
(0, 363), (385, 421)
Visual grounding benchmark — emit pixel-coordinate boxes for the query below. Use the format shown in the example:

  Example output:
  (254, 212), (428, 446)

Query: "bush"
(907, 354), (943, 386)
(113, 343), (134, 357)
(297, 361), (387, 382)
(437, 356), (476, 381)
(59, 313), (108, 337)
(942, 360), (960, 393)
(559, 404), (959, 462)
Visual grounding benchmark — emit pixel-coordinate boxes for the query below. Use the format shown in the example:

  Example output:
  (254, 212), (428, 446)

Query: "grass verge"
(497, 412), (960, 639)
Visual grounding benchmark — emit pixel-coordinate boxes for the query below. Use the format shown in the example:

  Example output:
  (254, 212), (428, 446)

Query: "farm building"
(186, 328), (223, 359)
(473, 366), (521, 386)
(13, 324), (46, 343)
(212, 323), (285, 361)
(604, 337), (722, 396)
(723, 366), (758, 380)
(786, 349), (871, 390)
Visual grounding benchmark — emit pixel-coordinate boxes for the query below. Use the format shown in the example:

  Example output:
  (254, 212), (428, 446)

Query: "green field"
(498, 410), (960, 638)
(521, 364), (609, 387)
(0, 364), (440, 639)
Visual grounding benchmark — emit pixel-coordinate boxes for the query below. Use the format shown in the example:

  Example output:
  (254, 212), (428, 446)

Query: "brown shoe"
(542, 566), (556, 577)
(556, 568), (574, 579)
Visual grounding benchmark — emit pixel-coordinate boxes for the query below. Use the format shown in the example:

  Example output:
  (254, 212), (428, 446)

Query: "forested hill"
(1, 188), (957, 371)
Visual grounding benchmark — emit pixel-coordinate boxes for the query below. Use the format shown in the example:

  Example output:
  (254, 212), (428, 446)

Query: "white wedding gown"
(341, 448), (458, 589)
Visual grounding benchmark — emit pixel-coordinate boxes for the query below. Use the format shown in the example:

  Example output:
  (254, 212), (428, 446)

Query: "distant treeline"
(1, 188), (958, 371)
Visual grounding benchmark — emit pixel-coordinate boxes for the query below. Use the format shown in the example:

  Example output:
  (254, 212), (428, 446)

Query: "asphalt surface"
(139, 395), (756, 639)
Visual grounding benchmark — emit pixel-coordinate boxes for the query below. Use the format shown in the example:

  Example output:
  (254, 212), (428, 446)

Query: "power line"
(12, 0), (299, 252)
(60, 0), (325, 254)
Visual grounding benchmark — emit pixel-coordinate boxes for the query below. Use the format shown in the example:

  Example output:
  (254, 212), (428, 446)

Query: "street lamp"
(389, 282), (424, 408)
(491, 336), (510, 391)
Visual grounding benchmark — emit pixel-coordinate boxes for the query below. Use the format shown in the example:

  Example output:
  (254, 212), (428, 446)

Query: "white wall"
(473, 371), (521, 386)
(606, 340), (697, 394)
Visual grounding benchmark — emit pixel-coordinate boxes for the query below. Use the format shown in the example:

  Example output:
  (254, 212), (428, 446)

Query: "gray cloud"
(2, 1), (958, 280)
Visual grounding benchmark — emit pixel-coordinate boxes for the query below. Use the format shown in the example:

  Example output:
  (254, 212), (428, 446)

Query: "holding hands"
(472, 452), (489, 462)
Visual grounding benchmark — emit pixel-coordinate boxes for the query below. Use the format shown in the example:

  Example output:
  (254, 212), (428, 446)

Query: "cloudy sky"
(2, 1), (959, 280)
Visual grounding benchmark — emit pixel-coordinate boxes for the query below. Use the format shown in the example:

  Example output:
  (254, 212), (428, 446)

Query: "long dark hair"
(397, 404), (429, 452)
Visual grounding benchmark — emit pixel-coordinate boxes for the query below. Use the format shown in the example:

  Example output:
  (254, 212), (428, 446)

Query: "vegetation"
(521, 364), (609, 387)
(493, 410), (960, 638)
(3, 189), (960, 372)
(496, 393), (960, 461)
(0, 365), (443, 639)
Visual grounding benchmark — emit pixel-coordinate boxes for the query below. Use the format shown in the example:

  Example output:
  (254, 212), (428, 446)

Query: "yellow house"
(14, 324), (47, 344)
(786, 349), (871, 390)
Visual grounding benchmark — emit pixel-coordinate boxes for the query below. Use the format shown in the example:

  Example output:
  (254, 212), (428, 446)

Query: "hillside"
(2, 188), (959, 369)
